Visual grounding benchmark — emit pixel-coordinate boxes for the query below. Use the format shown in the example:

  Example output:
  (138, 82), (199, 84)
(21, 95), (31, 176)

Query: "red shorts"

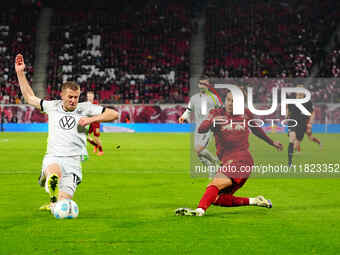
(218, 150), (254, 194)
(218, 177), (248, 195)
(89, 122), (100, 137)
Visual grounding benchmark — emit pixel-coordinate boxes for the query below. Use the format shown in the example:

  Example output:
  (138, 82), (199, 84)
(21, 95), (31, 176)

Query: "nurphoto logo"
(201, 83), (312, 128)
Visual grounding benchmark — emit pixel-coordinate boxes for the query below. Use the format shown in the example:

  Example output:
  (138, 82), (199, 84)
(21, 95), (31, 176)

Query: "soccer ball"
(53, 199), (79, 219)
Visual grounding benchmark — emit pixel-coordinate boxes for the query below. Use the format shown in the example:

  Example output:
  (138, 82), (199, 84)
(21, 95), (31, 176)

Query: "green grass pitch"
(0, 132), (340, 254)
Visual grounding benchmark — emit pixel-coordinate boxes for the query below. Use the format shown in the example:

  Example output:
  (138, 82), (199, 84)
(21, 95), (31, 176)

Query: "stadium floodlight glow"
(202, 84), (312, 116)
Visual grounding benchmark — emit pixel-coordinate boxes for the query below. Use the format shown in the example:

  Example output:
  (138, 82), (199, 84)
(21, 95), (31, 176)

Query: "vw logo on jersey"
(59, 116), (76, 130)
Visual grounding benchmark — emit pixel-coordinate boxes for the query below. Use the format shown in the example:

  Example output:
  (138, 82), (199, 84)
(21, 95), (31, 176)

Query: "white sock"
(196, 208), (205, 214)
(249, 198), (256, 205)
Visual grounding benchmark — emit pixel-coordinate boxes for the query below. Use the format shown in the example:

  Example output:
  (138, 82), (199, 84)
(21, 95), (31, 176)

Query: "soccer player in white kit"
(15, 54), (119, 211)
(179, 76), (220, 176)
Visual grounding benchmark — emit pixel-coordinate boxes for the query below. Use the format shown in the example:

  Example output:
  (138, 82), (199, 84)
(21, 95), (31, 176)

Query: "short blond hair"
(61, 81), (80, 91)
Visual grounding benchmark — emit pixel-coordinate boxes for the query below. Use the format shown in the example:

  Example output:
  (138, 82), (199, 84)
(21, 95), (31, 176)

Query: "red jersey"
(198, 108), (274, 164)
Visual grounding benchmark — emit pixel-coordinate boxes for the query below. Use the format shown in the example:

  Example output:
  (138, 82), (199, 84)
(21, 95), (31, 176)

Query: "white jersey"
(41, 100), (103, 157)
(187, 92), (221, 130)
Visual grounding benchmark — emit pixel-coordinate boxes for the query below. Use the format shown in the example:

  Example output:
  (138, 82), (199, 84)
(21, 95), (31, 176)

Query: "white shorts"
(194, 131), (211, 149)
(41, 155), (82, 197)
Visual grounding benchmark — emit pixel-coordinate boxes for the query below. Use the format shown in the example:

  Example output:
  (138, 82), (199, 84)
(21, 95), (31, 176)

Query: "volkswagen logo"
(59, 116), (76, 130)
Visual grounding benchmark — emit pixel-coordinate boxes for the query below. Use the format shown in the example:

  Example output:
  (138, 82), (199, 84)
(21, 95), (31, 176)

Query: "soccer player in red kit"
(176, 91), (283, 216)
(87, 91), (104, 156)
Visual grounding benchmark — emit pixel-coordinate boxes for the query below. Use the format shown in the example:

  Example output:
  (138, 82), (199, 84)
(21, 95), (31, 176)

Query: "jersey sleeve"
(84, 102), (104, 116)
(187, 98), (193, 112)
(40, 100), (58, 113)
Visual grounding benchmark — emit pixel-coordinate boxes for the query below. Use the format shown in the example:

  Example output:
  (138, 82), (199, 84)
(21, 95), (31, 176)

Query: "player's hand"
(78, 117), (93, 127)
(178, 116), (185, 124)
(15, 54), (25, 73)
(273, 141), (283, 151)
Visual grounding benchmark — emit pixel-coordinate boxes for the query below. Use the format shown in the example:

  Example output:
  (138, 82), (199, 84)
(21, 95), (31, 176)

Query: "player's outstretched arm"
(15, 54), (41, 109)
(78, 108), (119, 127)
(250, 126), (283, 151)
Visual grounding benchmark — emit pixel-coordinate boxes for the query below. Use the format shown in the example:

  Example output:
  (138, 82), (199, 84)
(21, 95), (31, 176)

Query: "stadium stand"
(203, 0), (340, 103)
(0, 6), (39, 104)
(46, 0), (192, 104)
(204, 0), (339, 79)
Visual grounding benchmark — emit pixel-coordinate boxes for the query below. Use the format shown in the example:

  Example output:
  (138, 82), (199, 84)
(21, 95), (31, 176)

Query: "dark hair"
(61, 81), (80, 91)
(199, 74), (210, 81)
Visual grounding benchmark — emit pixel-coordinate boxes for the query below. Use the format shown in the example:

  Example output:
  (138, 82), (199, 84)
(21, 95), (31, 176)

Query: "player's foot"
(38, 173), (46, 187)
(97, 151), (104, 156)
(93, 146), (97, 153)
(39, 203), (51, 211)
(175, 208), (205, 216)
(254, 196), (272, 208)
(47, 174), (59, 203)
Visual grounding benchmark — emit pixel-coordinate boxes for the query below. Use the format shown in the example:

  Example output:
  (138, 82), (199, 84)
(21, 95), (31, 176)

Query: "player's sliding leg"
(176, 173), (232, 216)
(87, 136), (98, 153)
(213, 194), (272, 208)
(176, 172), (272, 216)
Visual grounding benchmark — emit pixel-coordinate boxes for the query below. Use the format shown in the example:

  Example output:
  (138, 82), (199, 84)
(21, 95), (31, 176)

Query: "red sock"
(213, 194), (249, 207)
(197, 185), (219, 211)
(87, 138), (97, 147)
(297, 144), (301, 152)
(98, 145), (103, 152)
(312, 137), (320, 145)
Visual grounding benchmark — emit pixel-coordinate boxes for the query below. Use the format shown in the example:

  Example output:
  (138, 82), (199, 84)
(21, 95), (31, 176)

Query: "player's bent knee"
(209, 173), (233, 190)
